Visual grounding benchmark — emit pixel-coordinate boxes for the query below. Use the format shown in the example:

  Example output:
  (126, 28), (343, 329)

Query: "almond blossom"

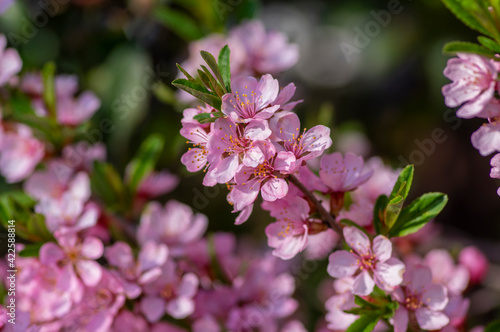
(140, 260), (199, 321)
(391, 264), (450, 332)
(221, 74), (280, 123)
(442, 53), (498, 119)
(0, 34), (22, 86)
(0, 124), (45, 183)
(105, 241), (169, 299)
(40, 234), (104, 287)
(327, 226), (405, 296)
(270, 112), (332, 173)
(138, 200), (208, 256)
(320, 152), (373, 193)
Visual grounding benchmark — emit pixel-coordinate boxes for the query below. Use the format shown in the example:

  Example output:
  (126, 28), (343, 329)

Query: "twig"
(288, 174), (344, 239)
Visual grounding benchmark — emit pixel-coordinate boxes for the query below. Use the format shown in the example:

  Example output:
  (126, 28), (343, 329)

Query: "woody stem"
(288, 174), (344, 240)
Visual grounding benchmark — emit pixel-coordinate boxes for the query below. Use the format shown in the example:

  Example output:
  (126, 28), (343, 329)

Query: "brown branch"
(288, 174), (344, 240)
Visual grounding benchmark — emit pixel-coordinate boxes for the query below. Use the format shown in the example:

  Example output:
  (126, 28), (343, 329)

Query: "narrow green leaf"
(200, 50), (227, 93)
(26, 213), (53, 242)
(388, 193), (448, 238)
(176, 63), (197, 83)
(91, 161), (127, 211)
(200, 65), (225, 97)
(388, 165), (414, 202)
(154, 7), (203, 41)
(345, 313), (380, 332)
(373, 194), (388, 235)
(126, 134), (165, 193)
(41, 61), (57, 119)
(443, 41), (495, 57)
(385, 195), (404, 230)
(218, 45), (231, 92)
(478, 36), (500, 53)
(172, 78), (221, 109)
(354, 296), (379, 308)
(19, 243), (44, 257)
(440, 0), (494, 37)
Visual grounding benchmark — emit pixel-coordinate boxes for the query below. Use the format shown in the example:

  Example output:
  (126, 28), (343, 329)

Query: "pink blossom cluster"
(0, 19), (494, 331)
(442, 53), (500, 195)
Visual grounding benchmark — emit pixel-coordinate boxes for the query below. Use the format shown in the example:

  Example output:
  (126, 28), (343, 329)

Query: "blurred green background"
(1, 0), (500, 328)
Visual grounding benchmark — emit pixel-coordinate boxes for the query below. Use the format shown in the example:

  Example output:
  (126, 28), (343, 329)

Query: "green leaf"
(478, 36), (500, 53)
(485, 320), (500, 332)
(172, 78), (222, 110)
(354, 296), (379, 309)
(154, 7), (203, 41)
(440, 0), (495, 38)
(200, 65), (225, 97)
(200, 50), (227, 93)
(26, 213), (54, 242)
(373, 195), (388, 235)
(91, 162), (127, 211)
(176, 63), (197, 83)
(193, 111), (223, 124)
(218, 45), (231, 92)
(443, 41), (495, 57)
(385, 195), (404, 230)
(345, 313), (380, 332)
(383, 165), (414, 231)
(126, 134), (165, 193)
(19, 243), (44, 257)
(388, 165), (414, 203)
(388, 193), (448, 237)
(41, 61), (57, 119)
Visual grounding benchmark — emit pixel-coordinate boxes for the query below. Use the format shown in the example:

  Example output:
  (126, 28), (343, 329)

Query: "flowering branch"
(288, 174), (344, 238)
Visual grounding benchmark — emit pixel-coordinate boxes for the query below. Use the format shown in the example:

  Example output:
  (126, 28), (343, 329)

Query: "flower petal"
(327, 250), (359, 278)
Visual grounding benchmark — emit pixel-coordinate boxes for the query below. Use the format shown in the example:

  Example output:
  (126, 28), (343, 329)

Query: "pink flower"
(228, 144), (293, 217)
(490, 153), (500, 195)
(442, 53), (497, 119)
(56, 91), (100, 125)
(61, 142), (106, 172)
(136, 170), (179, 197)
(105, 241), (168, 299)
(24, 168), (97, 232)
(206, 117), (270, 184)
(181, 104), (216, 128)
(471, 122), (500, 156)
(424, 249), (470, 295)
(271, 83), (302, 111)
(111, 310), (149, 332)
(226, 256), (298, 331)
(320, 152), (373, 193)
(44, 270), (125, 332)
(459, 246), (489, 285)
(327, 226), (405, 296)
(40, 234), (104, 287)
(180, 122), (217, 186)
(138, 200), (208, 256)
(444, 295), (470, 328)
(270, 112), (332, 173)
(0, 34), (22, 86)
(264, 195), (336, 260)
(353, 157), (400, 203)
(391, 264), (449, 332)
(140, 260), (199, 321)
(229, 20), (299, 75)
(221, 74), (280, 123)
(0, 125), (44, 183)
(264, 196), (311, 260)
(325, 278), (358, 331)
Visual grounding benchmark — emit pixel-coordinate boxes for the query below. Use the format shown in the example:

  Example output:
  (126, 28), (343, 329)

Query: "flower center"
(161, 283), (175, 300)
(404, 293), (423, 310)
(358, 253), (377, 270)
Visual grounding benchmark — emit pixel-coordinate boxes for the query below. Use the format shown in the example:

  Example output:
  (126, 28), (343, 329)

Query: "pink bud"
(459, 246), (489, 285)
